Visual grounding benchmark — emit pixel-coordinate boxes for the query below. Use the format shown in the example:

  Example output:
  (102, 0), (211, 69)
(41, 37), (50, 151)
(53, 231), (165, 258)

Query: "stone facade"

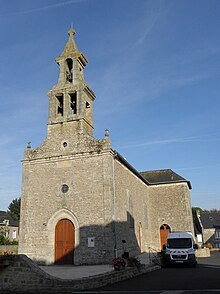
(148, 183), (194, 250)
(18, 29), (194, 265)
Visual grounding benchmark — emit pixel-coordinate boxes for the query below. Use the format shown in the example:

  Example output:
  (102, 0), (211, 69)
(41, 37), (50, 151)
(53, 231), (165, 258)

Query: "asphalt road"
(88, 251), (220, 294)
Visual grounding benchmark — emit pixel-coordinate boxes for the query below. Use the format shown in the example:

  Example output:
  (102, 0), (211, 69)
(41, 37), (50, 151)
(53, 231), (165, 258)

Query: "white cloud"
(134, 0), (171, 46)
(2, 0), (88, 16)
(141, 73), (208, 101)
(175, 165), (220, 172)
(135, 13), (160, 46)
(117, 133), (220, 149)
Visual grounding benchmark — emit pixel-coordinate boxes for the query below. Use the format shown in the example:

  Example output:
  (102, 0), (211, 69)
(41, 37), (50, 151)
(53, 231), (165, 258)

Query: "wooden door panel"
(55, 219), (75, 264)
(160, 224), (171, 249)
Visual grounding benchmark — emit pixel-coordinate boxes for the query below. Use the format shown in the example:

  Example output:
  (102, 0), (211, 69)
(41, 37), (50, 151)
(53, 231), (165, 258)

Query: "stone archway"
(160, 224), (171, 249)
(47, 209), (79, 264)
(55, 219), (75, 264)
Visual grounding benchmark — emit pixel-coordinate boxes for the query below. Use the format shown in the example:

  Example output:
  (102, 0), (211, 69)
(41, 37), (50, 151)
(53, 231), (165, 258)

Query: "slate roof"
(0, 210), (19, 227)
(200, 212), (220, 229)
(140, 169), (192, 189)
(114, 152), (150, 186)
(114, 151), (192, 189)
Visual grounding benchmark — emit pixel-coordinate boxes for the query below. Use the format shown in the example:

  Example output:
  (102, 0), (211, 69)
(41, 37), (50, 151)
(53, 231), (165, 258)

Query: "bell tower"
(23, 28), (111, 160)
(19, 28), (113, 266)
(47, 28), (95, 137)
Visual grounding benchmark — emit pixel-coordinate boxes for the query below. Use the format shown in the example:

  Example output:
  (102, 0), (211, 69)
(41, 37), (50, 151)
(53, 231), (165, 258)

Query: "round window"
(61, 184), (69, 193)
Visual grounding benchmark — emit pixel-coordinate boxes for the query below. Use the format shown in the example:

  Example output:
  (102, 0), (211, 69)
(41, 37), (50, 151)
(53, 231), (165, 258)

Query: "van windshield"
(167, 238), (192, 249)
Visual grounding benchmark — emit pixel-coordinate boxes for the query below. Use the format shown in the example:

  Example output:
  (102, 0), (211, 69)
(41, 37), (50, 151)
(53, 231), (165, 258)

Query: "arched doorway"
(55, 219), (75, 264)
(160, 224), (171, 249)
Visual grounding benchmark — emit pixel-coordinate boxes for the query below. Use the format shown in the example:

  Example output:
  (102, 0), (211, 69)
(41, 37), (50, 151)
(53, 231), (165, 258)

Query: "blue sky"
(0, 0), (220, 211)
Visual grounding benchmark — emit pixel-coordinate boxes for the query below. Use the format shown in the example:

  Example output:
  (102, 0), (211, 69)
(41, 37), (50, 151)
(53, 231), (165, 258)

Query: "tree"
(0, 226), (10, 245)
(7, 198), (21, 221)
(192, 206), (220, 214)
(192, 207), (203, 214)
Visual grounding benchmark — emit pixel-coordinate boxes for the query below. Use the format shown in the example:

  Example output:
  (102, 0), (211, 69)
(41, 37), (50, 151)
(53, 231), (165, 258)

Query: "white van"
(162, 231), (198, 267)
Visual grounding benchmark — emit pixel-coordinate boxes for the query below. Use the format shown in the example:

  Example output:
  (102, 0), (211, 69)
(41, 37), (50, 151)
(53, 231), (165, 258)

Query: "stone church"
(18, 29), (194, 265)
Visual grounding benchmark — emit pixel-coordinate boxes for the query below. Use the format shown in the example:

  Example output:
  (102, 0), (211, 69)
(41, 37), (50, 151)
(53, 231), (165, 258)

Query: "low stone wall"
(0, 245), (18, 255)
(0, 255), (160, 293)
(196, 248), (210, 258)
(210, 248), (220, 252)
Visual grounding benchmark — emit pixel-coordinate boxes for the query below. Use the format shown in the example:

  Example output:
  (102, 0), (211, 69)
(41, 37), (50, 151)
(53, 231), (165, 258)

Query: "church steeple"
(60, 28), (78, 58)
(47, 28), (95, 137)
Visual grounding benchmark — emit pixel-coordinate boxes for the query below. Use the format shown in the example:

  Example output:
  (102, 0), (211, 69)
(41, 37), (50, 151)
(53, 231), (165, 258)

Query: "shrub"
(127, 256), (141, 268)
(112, 257), (126, 266)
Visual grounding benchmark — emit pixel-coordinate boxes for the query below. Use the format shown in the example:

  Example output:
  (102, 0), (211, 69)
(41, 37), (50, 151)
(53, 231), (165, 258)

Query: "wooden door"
(55, 219), (75, 264)
(160, 224), (171, 249)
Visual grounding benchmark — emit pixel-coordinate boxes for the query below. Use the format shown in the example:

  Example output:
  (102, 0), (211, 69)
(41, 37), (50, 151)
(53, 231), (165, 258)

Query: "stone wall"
(114, 159), (151, 256)
(0, 254), (160, 293)
(19, 151), (115, 265)
(196, 248), (210, 257)
(148, 183), (194, 250)
(0, 245), (18, 255)
(203, 228), (215, 244)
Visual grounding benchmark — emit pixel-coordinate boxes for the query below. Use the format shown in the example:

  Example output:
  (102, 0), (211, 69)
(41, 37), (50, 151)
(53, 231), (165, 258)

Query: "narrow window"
(79, 66), (83, 77)
(128, 196), (134, 228)
(85, 101), (91, 121)
(12, 230), (17, 239)
(56, 95), (63, 116)
(144, 204), (148, 228)
(66, 58), (73, 82)
(70, 92), (77, 114)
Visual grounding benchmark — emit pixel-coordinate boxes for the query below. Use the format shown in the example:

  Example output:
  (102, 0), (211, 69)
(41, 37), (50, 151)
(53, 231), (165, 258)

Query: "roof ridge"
(140, 168), (172, 173)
